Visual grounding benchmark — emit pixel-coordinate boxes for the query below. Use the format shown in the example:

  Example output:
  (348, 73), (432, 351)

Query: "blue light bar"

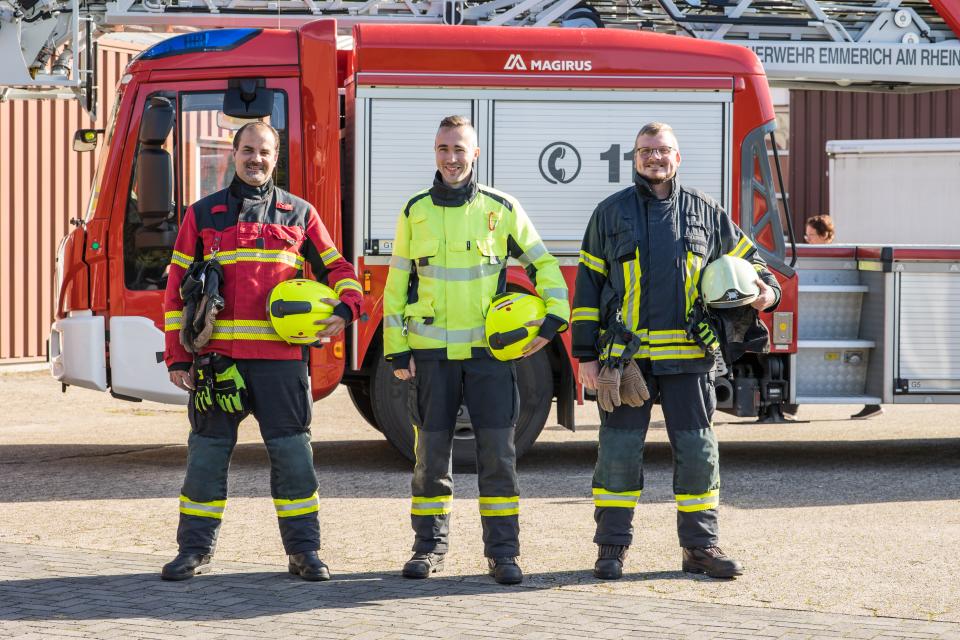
(138, 29), (261, 61)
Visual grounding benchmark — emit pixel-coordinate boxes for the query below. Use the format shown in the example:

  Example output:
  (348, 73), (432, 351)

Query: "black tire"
(369, 346), (553, 469)
(346, 382), (380, 431)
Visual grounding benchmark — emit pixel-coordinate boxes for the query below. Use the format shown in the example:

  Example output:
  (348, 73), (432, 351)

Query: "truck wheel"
(346, 382), (380, 431)
(369, 346), (553, 468)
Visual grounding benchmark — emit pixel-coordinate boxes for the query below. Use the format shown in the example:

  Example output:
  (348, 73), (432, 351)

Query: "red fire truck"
(50, 20), (798, 460)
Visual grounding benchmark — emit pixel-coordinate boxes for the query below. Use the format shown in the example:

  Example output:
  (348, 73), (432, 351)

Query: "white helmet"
(700, 255), (760, 308)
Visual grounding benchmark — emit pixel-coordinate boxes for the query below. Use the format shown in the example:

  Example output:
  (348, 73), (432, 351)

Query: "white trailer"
(826, 138), (960, 245)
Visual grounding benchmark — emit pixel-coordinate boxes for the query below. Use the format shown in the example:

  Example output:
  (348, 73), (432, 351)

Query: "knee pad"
(672, 428), (719, 494)
(412, 428), (453, 497)
(182, 433), (235, 501)
(264, 433), (318, 499)
(594, 427), (645, 492)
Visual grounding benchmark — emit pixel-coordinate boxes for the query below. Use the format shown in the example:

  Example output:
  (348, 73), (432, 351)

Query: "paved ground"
(2, 370), (959, 637)
(1, 542), (959, 639)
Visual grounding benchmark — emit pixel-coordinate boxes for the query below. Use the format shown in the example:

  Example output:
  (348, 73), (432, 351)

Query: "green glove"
(193, 360), (214, 414)
(213, 357), (247, 414)
(695, 320), (720, 353)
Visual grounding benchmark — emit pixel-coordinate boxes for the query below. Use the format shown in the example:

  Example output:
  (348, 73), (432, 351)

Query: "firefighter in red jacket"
(161, 122), (362, 581)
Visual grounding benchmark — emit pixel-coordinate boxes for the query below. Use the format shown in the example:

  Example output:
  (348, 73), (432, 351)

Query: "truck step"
(799, 284), (869, 293)
(797, 339), (876, 349)
(794, 396), (883, 405)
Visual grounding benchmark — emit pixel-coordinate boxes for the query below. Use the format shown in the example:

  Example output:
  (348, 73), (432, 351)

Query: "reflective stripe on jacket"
(383, 174), (569, 362)
(572, 176), (780, 375)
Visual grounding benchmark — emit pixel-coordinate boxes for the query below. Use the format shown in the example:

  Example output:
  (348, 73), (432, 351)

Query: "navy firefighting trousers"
(407, 357), (521, 558)
(177, 359), (320, 555)
(592, 371), (720, 548)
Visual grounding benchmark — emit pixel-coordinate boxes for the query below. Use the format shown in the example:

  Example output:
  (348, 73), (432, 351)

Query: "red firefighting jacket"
(163, 178), (362, 368)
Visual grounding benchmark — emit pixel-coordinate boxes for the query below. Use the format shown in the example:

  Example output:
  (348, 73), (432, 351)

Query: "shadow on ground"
(1, 437), (958, 507)
(0, 564), (707, 623)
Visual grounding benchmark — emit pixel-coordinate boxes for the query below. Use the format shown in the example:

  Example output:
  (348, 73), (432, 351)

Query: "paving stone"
(0, 542), (958, 640)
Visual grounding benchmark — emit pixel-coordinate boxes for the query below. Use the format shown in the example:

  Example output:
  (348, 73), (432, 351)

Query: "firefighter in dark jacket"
(383, 116), (569, 585)
(572, 122), (780, 579)
(161, 122), (363, 581)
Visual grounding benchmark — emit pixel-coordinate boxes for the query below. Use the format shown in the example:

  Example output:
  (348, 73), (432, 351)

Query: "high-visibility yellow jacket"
(384, 174), (569, 365)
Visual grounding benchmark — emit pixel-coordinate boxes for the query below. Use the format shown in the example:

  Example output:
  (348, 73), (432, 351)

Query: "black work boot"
(682, 546), (744, 578)
(594, 544), (629, 580)
(161, 552), (212, 581)
(402, 552), (445, 579)
(288, 551), (331, 581)
(487, 557), (523, 585)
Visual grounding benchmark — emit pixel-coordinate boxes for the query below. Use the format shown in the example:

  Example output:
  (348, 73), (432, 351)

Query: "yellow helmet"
(485, 292), (547, 361)
(700, 255), (760, 308)
(267, 279), (339, 344)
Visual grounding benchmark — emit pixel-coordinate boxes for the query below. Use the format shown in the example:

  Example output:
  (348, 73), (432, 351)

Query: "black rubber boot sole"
(402, 558), (445, 579)
(288, 563), (331, 582)
(161, 562), (211, 581)
(682, 561), (742, 578)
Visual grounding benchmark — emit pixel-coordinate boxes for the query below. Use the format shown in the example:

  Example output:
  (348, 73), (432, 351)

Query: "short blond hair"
(637, 122), (674, 138)
(439, 115), (472, 130)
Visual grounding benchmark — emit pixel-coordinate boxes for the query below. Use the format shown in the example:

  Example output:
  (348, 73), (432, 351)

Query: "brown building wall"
(788, 88), (960, 238)
(0, 39), (142, 362)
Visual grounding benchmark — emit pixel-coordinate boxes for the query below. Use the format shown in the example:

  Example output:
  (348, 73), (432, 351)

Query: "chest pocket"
(683, 210), (709, 259)
(475, 235), (507, 264)
(408, 209), (440, 264)
(235, 221), (260, 249)
(264, 224), (305, 253)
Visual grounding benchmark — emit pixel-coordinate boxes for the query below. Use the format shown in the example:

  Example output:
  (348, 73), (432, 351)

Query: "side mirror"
(72, 129), (102, 152)
(137, 96), (176, 227)
(223, 78), (274, 119)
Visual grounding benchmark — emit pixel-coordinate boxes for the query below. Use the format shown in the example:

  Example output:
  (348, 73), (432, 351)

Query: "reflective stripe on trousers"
(179, 494), (226, 519)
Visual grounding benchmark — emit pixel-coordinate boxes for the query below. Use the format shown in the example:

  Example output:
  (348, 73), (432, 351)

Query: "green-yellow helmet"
(700, 255), (760, 308)
(267, 279), (339, 344)
(485, 292), (547, 361)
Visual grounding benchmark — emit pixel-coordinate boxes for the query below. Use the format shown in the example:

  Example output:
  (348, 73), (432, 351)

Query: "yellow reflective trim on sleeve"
(164, 310), (184, 331)
(579, 250), (608, 276)
(334, 278), (363, 295)
(170, 251), (193, 269)
(728, 236), (754, 259)
(320, 247), (342, 266)
(675, 489), (720, 512)
(572, 307), (600, 323)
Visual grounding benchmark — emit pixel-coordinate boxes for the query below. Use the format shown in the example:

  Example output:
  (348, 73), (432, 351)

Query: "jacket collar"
(429, 171), (478, 207)
(229, 175), (274, 201)
(633, 172), (678, 202)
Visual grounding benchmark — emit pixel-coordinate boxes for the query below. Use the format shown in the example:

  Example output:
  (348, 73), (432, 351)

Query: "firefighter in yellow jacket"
(383, 115), (569, 585)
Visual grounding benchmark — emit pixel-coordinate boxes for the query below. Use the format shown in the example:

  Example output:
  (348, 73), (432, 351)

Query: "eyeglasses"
(636, 146), (675, 160)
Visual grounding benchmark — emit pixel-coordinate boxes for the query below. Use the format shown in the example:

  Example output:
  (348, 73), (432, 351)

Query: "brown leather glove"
(596, 365), (622, 413)
(620, 360), (650, 407)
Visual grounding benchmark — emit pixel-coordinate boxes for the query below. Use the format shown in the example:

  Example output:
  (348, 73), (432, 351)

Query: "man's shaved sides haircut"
(437, 115), (478, 146)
